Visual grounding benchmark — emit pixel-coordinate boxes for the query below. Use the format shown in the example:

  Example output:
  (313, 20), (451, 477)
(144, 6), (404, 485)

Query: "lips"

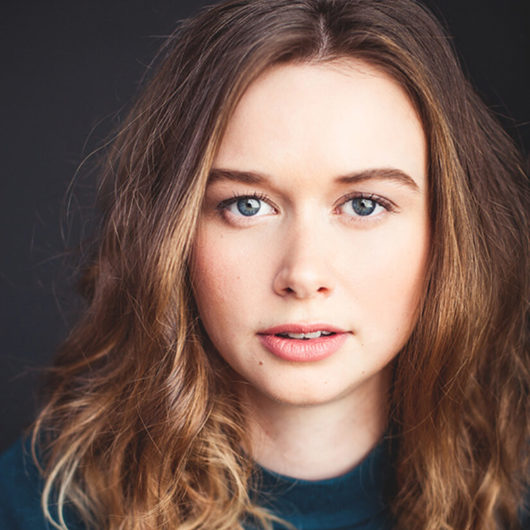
(257, 323), (349, 362)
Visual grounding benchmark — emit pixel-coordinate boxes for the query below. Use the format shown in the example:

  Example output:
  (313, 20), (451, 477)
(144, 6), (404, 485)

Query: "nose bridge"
(273, 208), (334, 298)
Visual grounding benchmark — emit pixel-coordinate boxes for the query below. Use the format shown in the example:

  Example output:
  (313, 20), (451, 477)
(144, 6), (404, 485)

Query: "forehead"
(214, 59), (427, 191)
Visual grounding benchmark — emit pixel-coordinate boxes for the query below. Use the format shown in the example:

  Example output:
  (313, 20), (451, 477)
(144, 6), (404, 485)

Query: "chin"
(245, 376), (362, 408)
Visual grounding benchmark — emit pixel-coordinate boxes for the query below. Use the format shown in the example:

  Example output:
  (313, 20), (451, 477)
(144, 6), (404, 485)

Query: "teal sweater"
(0, 437), (393, 529)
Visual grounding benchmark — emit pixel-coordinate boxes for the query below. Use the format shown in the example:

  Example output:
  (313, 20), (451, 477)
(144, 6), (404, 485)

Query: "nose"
(272, 220), (335, 299)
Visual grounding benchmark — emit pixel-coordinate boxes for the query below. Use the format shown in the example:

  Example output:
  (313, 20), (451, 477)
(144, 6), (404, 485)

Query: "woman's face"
(192, 60), (429, 406)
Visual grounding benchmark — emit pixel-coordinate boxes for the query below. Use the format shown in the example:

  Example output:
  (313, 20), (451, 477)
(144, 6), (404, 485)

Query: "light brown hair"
(32, 1), (528, 528)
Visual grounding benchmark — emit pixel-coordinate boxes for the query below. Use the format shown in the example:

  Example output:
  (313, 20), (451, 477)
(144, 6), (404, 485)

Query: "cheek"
(191, 224), (263, 332)
(347, 221), (429, 341)
(192, 231), (230, 328)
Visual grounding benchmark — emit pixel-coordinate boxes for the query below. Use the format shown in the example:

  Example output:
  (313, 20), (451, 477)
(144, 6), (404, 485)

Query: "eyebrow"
(336, 168), (420, 191)
(208, 167), (420, 192)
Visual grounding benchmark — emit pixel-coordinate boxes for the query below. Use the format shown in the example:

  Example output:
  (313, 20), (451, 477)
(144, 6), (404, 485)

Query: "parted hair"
(32, 0), (528, 528)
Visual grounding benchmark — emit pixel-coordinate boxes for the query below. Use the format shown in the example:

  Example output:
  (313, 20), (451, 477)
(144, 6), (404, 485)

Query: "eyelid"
(216, 192), (277, 218)
(335, 192), (396, 214)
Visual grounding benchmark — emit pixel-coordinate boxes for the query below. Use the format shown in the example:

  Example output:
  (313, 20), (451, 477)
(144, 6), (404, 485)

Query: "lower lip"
(258, 333), (348, 362)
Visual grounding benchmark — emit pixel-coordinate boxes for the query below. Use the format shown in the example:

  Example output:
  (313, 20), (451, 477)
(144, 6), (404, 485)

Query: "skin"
(192, 60), (429, 479)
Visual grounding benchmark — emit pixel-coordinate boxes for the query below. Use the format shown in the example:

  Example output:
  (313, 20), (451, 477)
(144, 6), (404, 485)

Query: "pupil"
(352, 197), (375, 216)
(237, 197), (261, 216)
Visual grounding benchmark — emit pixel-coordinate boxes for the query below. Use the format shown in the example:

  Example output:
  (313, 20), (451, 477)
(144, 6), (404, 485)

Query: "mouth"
(274, 330), (335, 340)
(257, 324), (349, 362)
(258, 323), (347, 336)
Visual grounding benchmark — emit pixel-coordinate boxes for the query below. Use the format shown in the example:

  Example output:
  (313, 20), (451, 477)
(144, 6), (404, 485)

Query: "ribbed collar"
(251, 438), (393, 529)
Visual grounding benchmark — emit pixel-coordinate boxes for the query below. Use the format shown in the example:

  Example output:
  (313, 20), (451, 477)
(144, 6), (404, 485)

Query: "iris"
(237, 197), (261, 216)
(351, 197), (376, 216)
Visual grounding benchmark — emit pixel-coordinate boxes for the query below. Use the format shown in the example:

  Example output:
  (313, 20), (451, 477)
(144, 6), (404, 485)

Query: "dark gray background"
(1, 0), (529, 452)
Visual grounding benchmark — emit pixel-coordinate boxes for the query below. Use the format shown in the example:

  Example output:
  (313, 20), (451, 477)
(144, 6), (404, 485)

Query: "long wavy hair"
(31, 0), (528, 528)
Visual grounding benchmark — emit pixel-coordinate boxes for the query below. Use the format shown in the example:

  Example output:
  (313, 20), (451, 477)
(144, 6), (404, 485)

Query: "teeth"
(278, 331), (334, 339)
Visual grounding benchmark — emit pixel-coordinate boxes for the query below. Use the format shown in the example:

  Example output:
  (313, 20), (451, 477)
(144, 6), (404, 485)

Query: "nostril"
(273, 265), (334, 298)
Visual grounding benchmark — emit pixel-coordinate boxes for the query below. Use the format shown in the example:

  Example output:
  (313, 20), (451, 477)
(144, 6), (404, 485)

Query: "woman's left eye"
(218, 195), (275, 217)
(340, 196), (387, 217)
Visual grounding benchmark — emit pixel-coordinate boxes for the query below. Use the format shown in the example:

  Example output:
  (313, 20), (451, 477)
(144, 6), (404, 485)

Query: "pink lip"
(258, 323), (349, 362)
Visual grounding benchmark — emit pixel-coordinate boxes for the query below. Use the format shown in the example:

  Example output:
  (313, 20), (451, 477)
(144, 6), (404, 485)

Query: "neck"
(242, 368), (390, 480)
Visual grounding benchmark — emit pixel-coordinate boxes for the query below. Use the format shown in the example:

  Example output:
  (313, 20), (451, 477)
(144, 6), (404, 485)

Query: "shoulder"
(0, 437), (55, 529)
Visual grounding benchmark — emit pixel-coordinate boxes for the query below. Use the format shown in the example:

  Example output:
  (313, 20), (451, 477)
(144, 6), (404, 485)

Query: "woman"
(0, 0), (527, 528)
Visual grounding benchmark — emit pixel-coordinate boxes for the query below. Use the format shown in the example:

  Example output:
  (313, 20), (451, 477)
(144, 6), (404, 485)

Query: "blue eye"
(236, 197), (262, 216)
(340, 195), (387, 218)
(219, 194), (275, 218)
(351, 197), (377, 216)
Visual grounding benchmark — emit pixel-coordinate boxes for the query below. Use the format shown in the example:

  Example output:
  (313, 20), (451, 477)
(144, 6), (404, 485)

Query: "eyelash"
(217, 192), (273, 212)
(216, 191), (395, 219)
(337, 192), (395, 215)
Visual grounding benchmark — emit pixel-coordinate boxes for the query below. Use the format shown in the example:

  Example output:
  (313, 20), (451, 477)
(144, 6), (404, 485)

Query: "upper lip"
(258, 323), (348, 335)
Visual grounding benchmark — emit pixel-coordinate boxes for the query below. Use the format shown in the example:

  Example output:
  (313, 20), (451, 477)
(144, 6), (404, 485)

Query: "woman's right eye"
(218, 195), (275, 217)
